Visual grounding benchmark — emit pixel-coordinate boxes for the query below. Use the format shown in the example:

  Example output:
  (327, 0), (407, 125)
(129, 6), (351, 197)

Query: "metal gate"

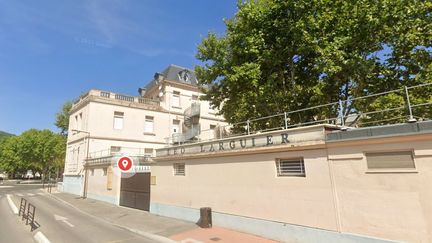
(119, 172), (150, 211)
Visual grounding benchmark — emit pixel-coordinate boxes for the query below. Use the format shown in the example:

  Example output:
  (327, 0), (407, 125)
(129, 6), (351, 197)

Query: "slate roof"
(143, 64), (199, 91)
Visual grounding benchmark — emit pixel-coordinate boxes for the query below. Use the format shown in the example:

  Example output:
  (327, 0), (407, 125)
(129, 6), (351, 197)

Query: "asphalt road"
(0, 180), (158, 243)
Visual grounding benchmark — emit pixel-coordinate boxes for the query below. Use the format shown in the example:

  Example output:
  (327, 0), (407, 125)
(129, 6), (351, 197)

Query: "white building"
(61, 64), (226, 204)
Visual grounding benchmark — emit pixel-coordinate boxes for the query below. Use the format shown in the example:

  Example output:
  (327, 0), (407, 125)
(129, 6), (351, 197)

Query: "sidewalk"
(47, 190), (280, 243)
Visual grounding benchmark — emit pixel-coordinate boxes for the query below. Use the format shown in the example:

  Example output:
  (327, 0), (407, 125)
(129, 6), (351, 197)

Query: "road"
(0, 180), (159, 243)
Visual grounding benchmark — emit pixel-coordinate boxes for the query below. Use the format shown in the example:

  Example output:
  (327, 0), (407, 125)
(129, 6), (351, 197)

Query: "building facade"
(152, 121), (432, 243)
(61, 66), (432, 242)
(61, 64), (226, 204)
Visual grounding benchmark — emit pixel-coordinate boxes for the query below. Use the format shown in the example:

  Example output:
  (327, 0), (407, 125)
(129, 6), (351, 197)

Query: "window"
(75, 115), (78, 129)
(178, 70), (190, 83)
(144, 148), (154, 157)
(366, 151), (415, 170)
(113, 111), (124, 130)
(209, 124), (217, 139)
(103, 168), (108, 176)
(110, 146), (121, 154)
(172, 91), (180, 107)
(172, 120), (180, 133)
(76, 147), (80, 164)
(90, 169), (94, 176)
(144, 116), (154, 133)
(192, 95), (199, 101)
(276, 158), (305, 177)
(173, 163), (185, 176)
(79, 113), (83, 130)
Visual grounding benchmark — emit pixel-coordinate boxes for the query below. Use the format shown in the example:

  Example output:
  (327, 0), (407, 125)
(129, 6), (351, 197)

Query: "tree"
(0, 129), (66, 179)
(196, 0), (432, 130)
(55, 101), (72, 136)
(0, 136), (26, 178)
(0, 131), (14, 143)
(20, 129), (66, 181)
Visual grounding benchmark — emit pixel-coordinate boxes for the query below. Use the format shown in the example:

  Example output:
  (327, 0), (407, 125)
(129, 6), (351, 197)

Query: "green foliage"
(196, 0), (432, 127)
(55, 101), (72, 136)
(0, 129), (66, 177)
(0, 130), (14, 143)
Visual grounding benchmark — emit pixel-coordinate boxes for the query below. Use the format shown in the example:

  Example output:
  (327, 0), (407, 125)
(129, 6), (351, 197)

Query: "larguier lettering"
(167, 132), (289, 156)
(266, 135), (273, 145)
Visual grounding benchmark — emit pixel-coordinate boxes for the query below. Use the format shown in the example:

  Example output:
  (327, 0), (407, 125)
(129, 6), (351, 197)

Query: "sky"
(0, 0), (237, 135)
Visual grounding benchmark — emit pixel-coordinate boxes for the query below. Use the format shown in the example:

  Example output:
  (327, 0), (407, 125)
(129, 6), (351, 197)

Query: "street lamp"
(71, 129), (90, 199)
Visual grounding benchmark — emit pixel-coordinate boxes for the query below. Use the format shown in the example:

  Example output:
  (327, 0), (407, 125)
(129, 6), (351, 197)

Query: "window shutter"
(366, 151), (415, 169)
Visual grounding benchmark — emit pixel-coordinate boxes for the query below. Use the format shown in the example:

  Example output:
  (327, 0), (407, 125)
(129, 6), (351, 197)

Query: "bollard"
(197, 207), (212, 228)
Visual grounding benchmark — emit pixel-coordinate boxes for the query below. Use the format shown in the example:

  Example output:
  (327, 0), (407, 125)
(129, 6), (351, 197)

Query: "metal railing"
(184, 102), (201, 118)
(87, 147), (154, 159)
(165, 82), (432, 146)
(171, 124), (201, 144)
(73, 92), (90, 105)
(19, 198), (38, 231)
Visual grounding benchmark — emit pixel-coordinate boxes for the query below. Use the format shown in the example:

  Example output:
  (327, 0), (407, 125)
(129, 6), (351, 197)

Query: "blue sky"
(0, 0), (236, 135)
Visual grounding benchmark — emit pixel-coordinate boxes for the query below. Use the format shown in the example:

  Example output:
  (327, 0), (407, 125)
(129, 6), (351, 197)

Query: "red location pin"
(118, 156), (133, 172)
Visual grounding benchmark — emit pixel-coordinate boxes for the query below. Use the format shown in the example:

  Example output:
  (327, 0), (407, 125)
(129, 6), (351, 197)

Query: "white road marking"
(37, 192), (44, 196)
(34, 231), (52, 243)
(6, 194), (18, 214)
(16, 193), (24, 197)
(0, 186), (13, 188)
(180, 238), (204, 243)
(54, 214), (75, 227)
(27, 193), (35, 196)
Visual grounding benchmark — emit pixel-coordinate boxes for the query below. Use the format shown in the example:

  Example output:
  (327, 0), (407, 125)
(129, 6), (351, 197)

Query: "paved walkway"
(48, 190), (280, 243)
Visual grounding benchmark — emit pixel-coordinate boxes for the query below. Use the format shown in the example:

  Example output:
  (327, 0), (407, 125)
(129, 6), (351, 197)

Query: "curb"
(45, 192), (177, 243)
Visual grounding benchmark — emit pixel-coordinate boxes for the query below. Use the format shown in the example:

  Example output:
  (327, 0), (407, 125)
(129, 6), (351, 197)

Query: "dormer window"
(178, 69), (190, 83)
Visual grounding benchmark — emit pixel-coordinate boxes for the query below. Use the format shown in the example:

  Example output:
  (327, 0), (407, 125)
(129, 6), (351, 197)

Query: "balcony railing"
(184, 102), (201, 118)
(72, 90), (160, 108)
(86, 147), (153, 166)
(171, 124), (201, 144)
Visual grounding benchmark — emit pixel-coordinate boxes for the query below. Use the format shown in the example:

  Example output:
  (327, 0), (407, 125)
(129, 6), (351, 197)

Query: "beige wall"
(328, 137), (432, 243)
(152, 134), (432, 242)
(151, 148), (339, 231)
(86, 165), (120, 202)
(160, 82), (222, 119)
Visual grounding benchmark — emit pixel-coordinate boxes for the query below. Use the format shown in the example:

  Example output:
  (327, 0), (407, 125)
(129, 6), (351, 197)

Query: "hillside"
(0, 130), (14, 142)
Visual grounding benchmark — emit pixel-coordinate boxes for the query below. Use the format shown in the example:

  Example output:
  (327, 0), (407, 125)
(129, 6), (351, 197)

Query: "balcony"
(72, 90), (160, 112)
(85, 147), (153, 167)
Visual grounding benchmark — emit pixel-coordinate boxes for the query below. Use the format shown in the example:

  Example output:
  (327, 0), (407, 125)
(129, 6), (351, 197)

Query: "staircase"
(172, 102), (201, 144)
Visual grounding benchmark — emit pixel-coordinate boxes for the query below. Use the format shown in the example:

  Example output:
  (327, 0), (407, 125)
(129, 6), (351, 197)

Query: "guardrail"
(164, 82), (432, 146)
